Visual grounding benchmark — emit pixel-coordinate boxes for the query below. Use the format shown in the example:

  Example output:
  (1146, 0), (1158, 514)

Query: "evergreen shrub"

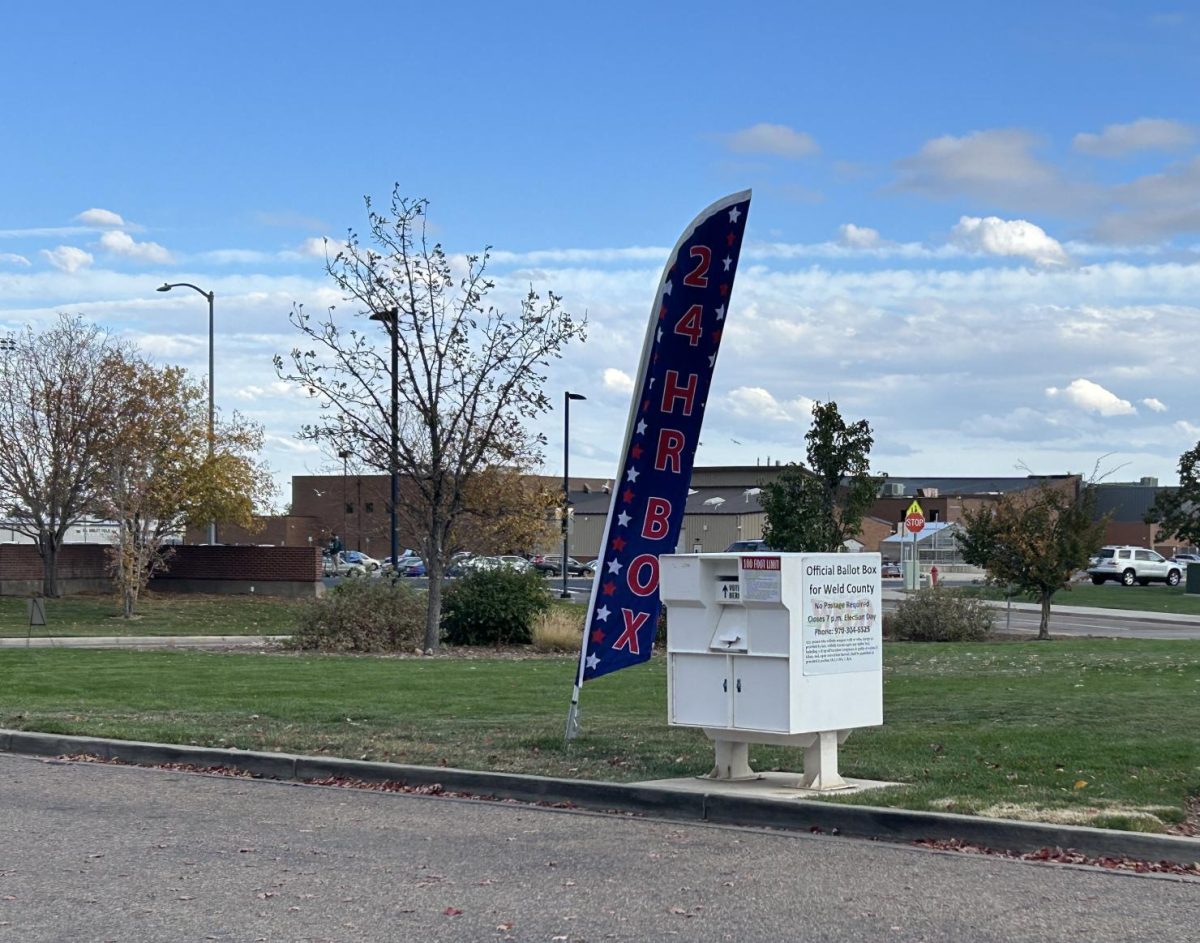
(441, 567), (550, 646)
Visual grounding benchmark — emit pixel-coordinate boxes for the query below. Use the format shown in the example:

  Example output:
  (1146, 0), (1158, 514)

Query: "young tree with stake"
(276, 189), (585, 651)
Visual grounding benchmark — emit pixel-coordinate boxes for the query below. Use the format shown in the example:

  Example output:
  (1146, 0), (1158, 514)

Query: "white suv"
(1087, 546), (1183, 587)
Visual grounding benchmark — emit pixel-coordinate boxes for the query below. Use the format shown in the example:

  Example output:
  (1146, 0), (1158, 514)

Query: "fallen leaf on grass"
(1074, 780), (1088, 789)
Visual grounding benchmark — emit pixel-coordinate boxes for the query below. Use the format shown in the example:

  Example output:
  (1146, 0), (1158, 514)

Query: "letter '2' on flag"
(566, 191), (751, 737)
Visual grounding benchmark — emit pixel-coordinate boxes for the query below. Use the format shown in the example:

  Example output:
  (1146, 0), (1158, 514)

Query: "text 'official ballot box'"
(660, 552), (883, 790)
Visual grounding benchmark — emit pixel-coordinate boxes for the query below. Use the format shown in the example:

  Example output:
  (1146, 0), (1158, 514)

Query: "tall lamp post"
(369, 307), (400, 568)
(156, 281), (216, 545)
(562, 391), (586, 599)
(337, 449), (352, 549)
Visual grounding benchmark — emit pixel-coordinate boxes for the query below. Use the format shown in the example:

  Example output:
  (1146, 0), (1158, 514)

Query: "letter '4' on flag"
(565, 191), (751, 738)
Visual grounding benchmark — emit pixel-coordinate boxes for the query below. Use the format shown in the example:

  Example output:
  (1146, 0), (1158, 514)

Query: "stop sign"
(904, 499), (925, 534)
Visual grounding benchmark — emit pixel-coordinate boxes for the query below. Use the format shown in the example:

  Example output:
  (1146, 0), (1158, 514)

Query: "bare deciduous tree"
(276, 190), (585, 650)
(0, 316), (131, 596)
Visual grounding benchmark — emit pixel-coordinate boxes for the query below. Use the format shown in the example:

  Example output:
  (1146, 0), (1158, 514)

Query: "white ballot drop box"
(661, 552), (883, 789)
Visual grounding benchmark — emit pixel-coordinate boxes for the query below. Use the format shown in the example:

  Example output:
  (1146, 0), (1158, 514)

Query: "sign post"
(903, 500), (925, 591)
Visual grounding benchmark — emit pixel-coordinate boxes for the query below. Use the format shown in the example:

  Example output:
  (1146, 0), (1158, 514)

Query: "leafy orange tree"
(957, 479), (1106, 640)
(103, 359), (274, 617)
(456, 467), (558, 556)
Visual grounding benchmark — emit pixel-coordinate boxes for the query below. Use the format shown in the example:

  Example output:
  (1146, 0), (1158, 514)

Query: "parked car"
(495, 554), (532, 573)
(341, 550), (381, 571)
(532, 554), (594, 576)
(1171, 553), (1200, 569)
(330, 558), (367, 578)
(402, 558), (427, 577)
(1087, 545), (1183, 586)
(724, 539), (769, 552)
(381, 551), (419, 574)
(881, 561), (902, 579)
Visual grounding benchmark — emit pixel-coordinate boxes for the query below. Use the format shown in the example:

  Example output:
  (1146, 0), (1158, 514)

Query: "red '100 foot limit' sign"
(904, 499), (925, 534)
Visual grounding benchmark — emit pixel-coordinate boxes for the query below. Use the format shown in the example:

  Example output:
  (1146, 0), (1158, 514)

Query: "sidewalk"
(882, 588), (1200, 626)
(0, 635), (288, 649)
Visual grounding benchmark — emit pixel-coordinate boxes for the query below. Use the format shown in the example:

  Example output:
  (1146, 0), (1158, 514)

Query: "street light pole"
(562, 391), (586, 599)
(369, 307), (400, 568)
(338, 449), (351, 548)
(157, 282), (216, 544)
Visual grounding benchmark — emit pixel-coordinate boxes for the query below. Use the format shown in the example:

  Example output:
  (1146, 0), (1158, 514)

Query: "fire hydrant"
(930, 565), (939, 586)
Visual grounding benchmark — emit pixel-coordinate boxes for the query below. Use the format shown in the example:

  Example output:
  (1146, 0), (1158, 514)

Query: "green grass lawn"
(0, 593), (304, 638)
(1, 639), (1197, 832)
(953, 581), (1200, 616)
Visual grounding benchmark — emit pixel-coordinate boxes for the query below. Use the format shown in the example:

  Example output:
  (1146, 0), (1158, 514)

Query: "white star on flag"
(708, 353), (716, 367)
(728, 206), (741, 223)
(723, 255), (732, 271)
(649, 378), (655, 388)
(636, 419), (647, 435)
(663, 280), (672, 295)
(586, 653), (600, 670)
(617, 510), (631, 527)
(596, 605), (611, 622)
(607, 558), (623, 575)
(656, 327), (663, 343)
(626, 466), (640, 482)
(715, 304), (725, 321)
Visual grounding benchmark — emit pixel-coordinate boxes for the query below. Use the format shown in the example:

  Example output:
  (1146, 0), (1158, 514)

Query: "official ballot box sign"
(660, 553), (883, 737)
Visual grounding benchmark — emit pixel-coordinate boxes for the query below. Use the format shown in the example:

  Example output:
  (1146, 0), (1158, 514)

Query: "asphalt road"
(2, 754), (1197, 942)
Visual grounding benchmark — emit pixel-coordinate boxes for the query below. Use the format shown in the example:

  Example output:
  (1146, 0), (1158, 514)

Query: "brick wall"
(0, 543), (322, 594)
(158, 546), (323, 582)
(0, 544), (109, 580)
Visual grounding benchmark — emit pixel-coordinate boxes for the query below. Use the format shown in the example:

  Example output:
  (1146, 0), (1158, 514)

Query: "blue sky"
(3, 2), (1200, 502)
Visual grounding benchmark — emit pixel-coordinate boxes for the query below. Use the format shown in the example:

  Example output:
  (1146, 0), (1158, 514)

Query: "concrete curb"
(4, 729), (1198, 866)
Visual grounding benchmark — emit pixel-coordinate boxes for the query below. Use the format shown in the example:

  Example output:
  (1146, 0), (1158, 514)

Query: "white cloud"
(1092, 156), (1200, 242)
(0, 253), (30, 267)
(724, 123), (818, 158)
(1045, 378), (1136, 416)
(40, 245), (93, 273)
(491, 245), (666, 266)
(75, 208), (127, 228)
(837, 224), (880, 249)
(98, 230), (173, 264)
(234, 384), (267, 401)
(726, 387), (814, 423)
(951, 215), (1069, 266)
(894, 129), (1075, 209)
(1176, 420), (1200, 438)
(1142, 397), (1168, 412)
(298, 237), (332, 259)
(1073, 118), (1194, 157)
(602, 367), (634, 394)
